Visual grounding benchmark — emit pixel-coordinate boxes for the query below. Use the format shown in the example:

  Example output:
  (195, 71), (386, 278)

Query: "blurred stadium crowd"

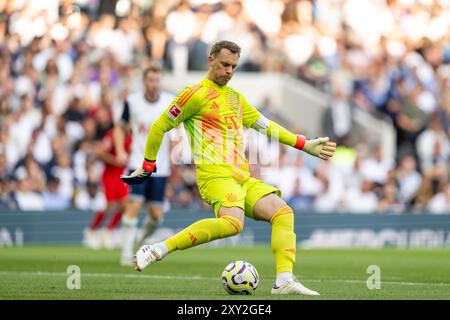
(1, 0), (450, 214)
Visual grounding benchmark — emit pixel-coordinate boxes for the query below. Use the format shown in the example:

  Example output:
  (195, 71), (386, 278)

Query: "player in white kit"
(113, 64), (175, 266)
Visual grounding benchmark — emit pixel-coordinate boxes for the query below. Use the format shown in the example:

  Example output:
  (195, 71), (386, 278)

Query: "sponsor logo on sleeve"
(167, 104), (182, 120)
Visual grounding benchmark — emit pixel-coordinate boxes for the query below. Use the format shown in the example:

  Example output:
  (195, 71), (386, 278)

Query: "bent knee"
(269, 205), (293, 224)
(252, 193), (288, 222)
(218, 206), (244, 230)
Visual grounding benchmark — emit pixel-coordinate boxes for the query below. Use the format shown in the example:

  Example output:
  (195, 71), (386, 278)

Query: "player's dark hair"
(143, 63), (162, 78)
(209, 41), (241, 57)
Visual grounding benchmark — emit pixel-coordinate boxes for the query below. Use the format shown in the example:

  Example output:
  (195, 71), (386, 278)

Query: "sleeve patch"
(252, 115), (270, 130)
(167, 104), (182, 120)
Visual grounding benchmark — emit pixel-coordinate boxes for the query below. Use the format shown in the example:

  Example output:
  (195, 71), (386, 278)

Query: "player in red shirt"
(84, 128), (132, 249)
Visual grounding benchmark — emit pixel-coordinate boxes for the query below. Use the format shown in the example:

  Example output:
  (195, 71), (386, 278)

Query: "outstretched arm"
(241, 95), (336, 160)
(261, 118), (336, 160)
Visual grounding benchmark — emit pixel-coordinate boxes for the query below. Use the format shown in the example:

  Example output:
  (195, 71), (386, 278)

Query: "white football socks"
(275, 272), (293, 287)
(153, 241), (169, 259)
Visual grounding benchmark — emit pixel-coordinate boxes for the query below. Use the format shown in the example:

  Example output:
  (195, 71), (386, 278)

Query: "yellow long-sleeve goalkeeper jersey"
(144, 77), (298, 189)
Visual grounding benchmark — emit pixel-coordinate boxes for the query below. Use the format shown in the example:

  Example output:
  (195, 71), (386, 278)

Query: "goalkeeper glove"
(120, 159), (157, 185)
(295, 135), (336, 160)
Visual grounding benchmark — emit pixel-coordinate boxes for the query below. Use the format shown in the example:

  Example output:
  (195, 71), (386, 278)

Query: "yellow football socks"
(165, 215), (243, 252)
(270, 206), (296, 274)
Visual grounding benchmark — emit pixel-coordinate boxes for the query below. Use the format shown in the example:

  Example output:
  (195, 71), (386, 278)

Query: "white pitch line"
(0, 271), (449, 287)
(312, 279), (450, 287)
(0, 271), (215, 281)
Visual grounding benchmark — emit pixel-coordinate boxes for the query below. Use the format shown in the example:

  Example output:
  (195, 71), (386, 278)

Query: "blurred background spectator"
(0, 0), (449, 215)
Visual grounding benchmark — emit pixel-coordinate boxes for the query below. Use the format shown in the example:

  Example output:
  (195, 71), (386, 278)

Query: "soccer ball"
(221, 260), (259, 295)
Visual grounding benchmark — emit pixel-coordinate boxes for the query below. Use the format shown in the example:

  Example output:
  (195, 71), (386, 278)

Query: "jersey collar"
(203, 77), (225, 90)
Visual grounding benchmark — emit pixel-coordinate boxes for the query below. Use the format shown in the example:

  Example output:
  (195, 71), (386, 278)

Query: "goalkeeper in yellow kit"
(121, 41), (336, 295)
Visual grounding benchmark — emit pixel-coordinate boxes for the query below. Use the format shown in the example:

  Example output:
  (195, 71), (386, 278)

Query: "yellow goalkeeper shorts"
(199, 177), (281, 218)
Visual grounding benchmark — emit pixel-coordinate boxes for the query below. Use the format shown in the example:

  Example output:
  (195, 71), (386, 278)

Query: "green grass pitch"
(0, 246), (449, 300)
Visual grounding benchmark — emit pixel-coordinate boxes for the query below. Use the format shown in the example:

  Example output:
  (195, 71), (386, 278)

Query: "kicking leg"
(134, 206), (244, 271)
